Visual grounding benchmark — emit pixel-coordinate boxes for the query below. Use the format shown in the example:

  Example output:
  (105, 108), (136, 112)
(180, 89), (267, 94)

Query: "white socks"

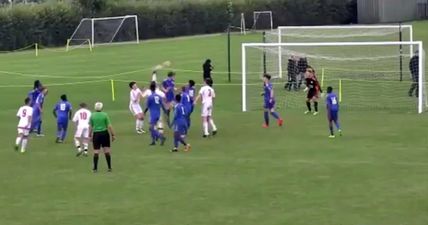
(74, 138), (80, 148)
(136, 119), (144, 130)
(203, 121), (209, 135)
(15, 137), (22, 146)
(209, 119), (217, 131)
(21, 138), (28, 152)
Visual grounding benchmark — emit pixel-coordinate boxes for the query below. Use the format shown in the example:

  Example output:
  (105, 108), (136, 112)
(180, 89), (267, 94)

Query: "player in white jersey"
(143, 79), (167, 133)
(15, 97), (33, 153)
(129, 81), (145, 134)
(195, 78), (217, 137)
(73, 103), (92, 156)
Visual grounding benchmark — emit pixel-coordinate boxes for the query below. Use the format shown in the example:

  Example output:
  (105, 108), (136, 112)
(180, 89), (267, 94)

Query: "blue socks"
(264, 111), (269, 125)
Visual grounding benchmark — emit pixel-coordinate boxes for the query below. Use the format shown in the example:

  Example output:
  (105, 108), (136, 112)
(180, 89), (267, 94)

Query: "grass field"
(0, 21), (428, 225)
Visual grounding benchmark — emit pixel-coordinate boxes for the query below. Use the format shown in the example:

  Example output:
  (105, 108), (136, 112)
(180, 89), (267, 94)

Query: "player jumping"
(146, 81), (167, 146)
(53, 94), (72, 143)
(304, 66), (322, 115)
(15, 97), (33, 153)
(325, 87), (342, 138)
(73, 103), (92, 156)
(195, 78), (217, 137)
(262, 74), (283, 128)
(129, 81), (145, 134)
(171, 94), (191, 152)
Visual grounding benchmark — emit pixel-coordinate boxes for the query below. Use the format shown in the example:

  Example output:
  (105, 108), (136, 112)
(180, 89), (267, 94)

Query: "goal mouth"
(241, 42), (426, 114)
(68, 15), (139, 47)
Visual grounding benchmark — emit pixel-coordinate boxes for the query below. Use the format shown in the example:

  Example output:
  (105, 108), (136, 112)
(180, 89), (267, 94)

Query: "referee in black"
(89, 102), (116, 172)
(408, 50), (419, 97)
(203, 59), (213, 82)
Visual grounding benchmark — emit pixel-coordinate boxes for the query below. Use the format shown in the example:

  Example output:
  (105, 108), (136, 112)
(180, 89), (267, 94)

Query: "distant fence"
(358, 0), (426, 23)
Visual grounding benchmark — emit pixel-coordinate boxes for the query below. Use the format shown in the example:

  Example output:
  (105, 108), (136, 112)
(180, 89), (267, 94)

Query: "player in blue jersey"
(32, 87), (48, 136)
(146, 81), (167, 146)
(184, 80), (196, 127)
(171, 94), (191, 152)
(262, 74), (283, 128)
(27, 80), (43, 107)
(181, 86), (193, 129)
(161, 71), (176, 114)
(53, 94), (73, 143)
(325, 86), (342, 138)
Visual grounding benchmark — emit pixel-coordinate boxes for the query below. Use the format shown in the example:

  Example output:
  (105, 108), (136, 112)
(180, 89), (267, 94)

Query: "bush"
(0, 0), (356, 50)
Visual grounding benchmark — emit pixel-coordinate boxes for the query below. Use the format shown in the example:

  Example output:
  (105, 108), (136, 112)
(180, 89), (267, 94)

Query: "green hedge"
(0, 0), (356, 51)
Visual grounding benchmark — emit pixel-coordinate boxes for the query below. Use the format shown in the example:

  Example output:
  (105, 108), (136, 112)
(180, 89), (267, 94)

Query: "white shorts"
(201, 104), (213, 117)
(129, 104), (143, 116)
(17, 128), (30, 136)
(75, 126), (90, 138)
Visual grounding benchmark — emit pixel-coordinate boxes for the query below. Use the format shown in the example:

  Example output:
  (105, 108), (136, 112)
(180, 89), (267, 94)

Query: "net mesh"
(69, 16), (138, 46)
(243, 43), (427, 113)
(252, 11), (272, 30)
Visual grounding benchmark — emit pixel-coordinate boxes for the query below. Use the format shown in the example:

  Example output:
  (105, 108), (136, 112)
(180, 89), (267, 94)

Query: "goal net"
(252, 11), (273, 31)
(265, 25), (414, 78)
(241, 42), (427, 114)
(68, 15), (139, 47)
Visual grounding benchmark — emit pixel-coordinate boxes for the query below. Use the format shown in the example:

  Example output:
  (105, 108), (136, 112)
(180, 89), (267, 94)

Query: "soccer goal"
(241, 41), (427, 114)
(266, 25), (414, 78)
(252, 11), (273, 31)
(68, 15), (139, 48)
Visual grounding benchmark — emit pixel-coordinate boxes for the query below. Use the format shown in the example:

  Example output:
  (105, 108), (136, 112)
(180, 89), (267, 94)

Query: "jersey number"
(22, 109), (27, 117)
(154, 96), (160, 104)
(60, 103), (66, 111)
(181, 107), (186, 115)
(331, 97), (338, 105)
(80, 112), (87, 120)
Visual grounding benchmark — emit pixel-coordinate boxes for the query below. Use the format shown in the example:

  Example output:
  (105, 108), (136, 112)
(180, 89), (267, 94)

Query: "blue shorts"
(166, 94), (174, 103)
(174, 121), (188, 135)
(264, 100), (276, 109)
(150, 115), (160, 126)
(328, 110), (338, 121)
(57, 120), (68, 129)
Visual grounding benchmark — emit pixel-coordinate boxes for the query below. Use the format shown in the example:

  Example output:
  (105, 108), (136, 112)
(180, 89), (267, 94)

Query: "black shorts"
(93, 130), (110, 149)
(307, 90), (319, 99)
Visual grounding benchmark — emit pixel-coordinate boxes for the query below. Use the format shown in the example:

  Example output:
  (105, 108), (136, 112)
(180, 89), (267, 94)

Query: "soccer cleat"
(171, 148), (178, 152)
(83, 151), (88, 156)
(36, 133), (45, 137)
(160, 136), (166, 146)
(92, 169), (97, 173)
(20, 149), (26, 153)
(278, 119), (284, 127)
(76, 150), (83, 157)
(184, 144), (191, 152)
(202, 134), (208, 138)
(55, 137), (60, 143)
(338, 129), (342, 136)
(149, 141), (156, 146)
(329, 135), (335, 138)
(313, 111), (319, 116)
(212, 130), (217, 136)
(14, 145), (19, 151)
(136, 129), (143, 135)
(262, 124), (269, 128)
(304, 111), (311, 115)
(107, 168), (112, 172)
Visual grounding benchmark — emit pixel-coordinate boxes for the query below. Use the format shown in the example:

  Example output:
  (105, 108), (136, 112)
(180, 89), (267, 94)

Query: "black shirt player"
(203, 59), (213, 82)
(408, 51), (419, 97)
(304, 66), (322, 115)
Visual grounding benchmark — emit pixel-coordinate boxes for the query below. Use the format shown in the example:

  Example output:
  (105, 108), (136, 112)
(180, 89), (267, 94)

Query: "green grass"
(0, 21), (428, 225)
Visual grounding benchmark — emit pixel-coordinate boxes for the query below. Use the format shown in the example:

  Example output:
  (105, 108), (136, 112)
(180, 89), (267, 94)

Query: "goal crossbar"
(241, 41), (425, 113)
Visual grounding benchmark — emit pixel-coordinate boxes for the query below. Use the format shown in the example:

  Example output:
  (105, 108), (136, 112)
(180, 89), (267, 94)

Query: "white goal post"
(271, 25), (414, 78)
(241, 41), (426, 113)
(253, 11), (273, 31)
(68, 15), (139, 47)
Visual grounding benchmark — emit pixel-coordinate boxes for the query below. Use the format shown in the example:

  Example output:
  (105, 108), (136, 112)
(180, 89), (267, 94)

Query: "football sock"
(61, 129), (67, 140)
(203, 121), (209, 135)
(105, 153), (112, 169)
(37, 121), (42, 134)
(74, 138), (80, 148)
(140, 119), (144, 129)
(335, 120), (341, 130)
(264, 111), (269, 125)
(306, 102), (311, 111)
(15, 137), (22, 146)
(83, 142), (89, 150)
(329, 122), (334, 135)
(314, 102), (318, 112)
(135, 119), (140, 130)
(150, 126), (158, 141)
(271, 112), (280, 120)
(21, 138), (28, 151)
(93, 154), (99, 170)
(174, 133), (179, 148)
(209, 119), (217, 131)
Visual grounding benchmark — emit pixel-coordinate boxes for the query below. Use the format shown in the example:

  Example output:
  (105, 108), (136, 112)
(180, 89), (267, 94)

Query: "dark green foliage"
(0, 0), (356, 50)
